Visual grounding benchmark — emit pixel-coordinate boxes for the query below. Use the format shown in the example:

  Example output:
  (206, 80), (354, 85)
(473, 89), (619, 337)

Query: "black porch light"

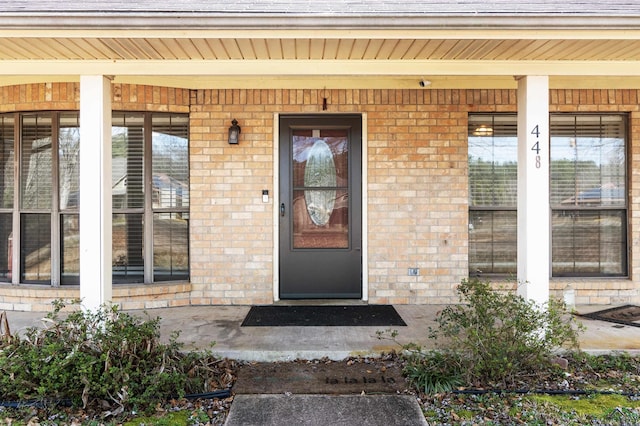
(228, 118), (241, 144)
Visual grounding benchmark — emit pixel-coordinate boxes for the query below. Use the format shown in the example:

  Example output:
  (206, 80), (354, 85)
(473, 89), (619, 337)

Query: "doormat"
(580, 305), (640, 328)
(233, 360), (407, 394)
(240, 305), (406, 327)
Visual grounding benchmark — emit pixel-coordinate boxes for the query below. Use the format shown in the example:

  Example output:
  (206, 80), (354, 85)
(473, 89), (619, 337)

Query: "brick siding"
(0, 84), (638, 310)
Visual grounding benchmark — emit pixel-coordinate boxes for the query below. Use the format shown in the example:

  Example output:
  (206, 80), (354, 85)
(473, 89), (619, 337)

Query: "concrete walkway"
(224, 394), (428, 426)
(4, 304), (640, 361)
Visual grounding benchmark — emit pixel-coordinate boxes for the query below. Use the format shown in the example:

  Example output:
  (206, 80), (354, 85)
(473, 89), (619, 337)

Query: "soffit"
(2, 34), (640, 62)
(1, 4), (640, 89)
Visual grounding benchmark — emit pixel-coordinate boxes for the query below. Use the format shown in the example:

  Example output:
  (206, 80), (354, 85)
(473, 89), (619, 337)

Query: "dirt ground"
(233, 354), (408, 395)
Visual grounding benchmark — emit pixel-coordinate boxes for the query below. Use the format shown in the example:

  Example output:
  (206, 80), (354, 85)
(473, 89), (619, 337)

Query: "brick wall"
(0, 83), (639, 310)
(189, 88), (640, 306)
(188, 88), (509, 305)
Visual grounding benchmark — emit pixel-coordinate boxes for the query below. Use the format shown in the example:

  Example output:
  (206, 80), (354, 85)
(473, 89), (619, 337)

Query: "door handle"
(280, 203), (285, 217)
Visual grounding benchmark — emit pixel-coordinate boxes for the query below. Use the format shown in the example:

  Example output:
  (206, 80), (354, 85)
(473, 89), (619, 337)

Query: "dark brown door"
(279, 115), (362, 298)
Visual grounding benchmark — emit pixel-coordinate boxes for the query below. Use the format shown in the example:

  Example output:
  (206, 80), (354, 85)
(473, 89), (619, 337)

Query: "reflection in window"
(468, 114), (517, 275)
(152, 115), (189, 209)
(0, 115), (14, 209)
(468, 113), (628, 277)
(21, 115), (52, 210)
(0, 116), (13, 283)
(152, 115), (190, 281)
(112, 213), (144, 283)
(0, 111), (190, 286)
(550, 114), (627, 276)
(0, 213), (11, 282)
(153, 213), (189, 281)
(61, 214), (79, 285)
(59, 114), (80, 210)
(291, 130), (349, 250)
(20, 213), (50, 283)
(112, 114), (144, 210)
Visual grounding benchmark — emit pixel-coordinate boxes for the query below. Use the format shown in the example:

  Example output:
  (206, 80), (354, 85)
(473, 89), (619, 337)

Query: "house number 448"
(530, 125), (541, 169)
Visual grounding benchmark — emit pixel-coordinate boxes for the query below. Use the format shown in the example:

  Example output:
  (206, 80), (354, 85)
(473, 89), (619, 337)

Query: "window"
(468, 114), (518, 275)
(111, 112), (190, 283)
(468, 113), (628, 278)
(0, 115), (14, 282)
(20, 114), (54, 283)
(550, 114), (627, 276)
(0, 111), (189, 286)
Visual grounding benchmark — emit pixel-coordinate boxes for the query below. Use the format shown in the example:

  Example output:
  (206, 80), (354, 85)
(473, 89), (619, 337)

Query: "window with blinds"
(59, 113), (80, 284)
(468, 112), (628, 278)
(0, 115), (14, 282)
(151, 114), (189, 281)
(0, 110), (190, 286)
(21, 115), (52, 210)
(468, 114), (518, 275)
(550, 114), (627, 276)
(111, 113), (145, 283)
(20, 114), (53, 283)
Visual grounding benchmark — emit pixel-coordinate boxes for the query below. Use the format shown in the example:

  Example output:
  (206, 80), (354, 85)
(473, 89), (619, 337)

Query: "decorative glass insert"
(304, 140), (337, 226)
(292, 130), (349, 249)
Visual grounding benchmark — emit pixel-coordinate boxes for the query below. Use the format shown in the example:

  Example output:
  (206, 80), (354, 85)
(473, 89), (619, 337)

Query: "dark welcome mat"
(241, 305), (406, 327)
(580, 305), (640, 328)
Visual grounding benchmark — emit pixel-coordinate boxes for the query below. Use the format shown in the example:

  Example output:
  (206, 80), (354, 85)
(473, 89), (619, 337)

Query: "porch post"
(79, 76), (112, 310)
(517, 76), (550, 305)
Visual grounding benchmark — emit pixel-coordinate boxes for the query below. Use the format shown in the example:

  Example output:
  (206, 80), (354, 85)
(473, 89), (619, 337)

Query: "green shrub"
(385, 278), (585, 392)
(428, 278), (584, 387)
(402, 347), (463, 394)
(0, 300), (223, 413)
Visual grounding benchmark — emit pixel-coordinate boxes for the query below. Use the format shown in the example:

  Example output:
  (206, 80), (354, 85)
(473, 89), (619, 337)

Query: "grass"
(420, 391), (640, 425)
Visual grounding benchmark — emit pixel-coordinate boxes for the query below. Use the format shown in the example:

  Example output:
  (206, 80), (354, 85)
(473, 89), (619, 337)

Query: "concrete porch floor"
(3, 304), (640, 361)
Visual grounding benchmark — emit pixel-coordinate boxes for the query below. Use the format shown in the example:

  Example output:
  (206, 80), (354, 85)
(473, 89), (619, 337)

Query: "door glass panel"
(292, 130), (349, 249)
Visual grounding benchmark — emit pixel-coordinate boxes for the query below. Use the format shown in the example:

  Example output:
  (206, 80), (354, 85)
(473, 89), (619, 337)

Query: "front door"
(279, 115), (362, 298)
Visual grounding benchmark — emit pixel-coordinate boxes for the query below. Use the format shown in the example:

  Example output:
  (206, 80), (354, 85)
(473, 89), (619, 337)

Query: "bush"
(432, 278), (583, 387)
(0, 300), (227, 414)
(396, 278), (584, 392)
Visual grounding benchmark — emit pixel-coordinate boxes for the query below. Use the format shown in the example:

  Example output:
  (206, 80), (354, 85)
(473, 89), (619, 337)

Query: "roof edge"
(1, 14), (640, 31)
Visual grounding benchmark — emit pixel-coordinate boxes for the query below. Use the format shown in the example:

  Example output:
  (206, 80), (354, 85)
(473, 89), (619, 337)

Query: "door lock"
(280, 203), (285, 217)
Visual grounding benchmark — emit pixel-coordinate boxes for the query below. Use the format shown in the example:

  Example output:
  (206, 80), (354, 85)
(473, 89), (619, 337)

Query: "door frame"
(272, 112), (368, 302)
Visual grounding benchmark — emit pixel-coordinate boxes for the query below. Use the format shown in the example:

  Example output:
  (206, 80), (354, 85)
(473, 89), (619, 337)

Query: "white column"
(517, 76), (550, 305)
(79, 76), (112, 310)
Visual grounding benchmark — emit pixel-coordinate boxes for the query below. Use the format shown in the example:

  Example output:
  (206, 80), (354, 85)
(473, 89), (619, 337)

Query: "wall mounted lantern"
(228, 118), (241, 144)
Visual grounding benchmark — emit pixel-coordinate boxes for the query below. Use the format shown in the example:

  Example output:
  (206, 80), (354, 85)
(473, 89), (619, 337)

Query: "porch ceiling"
(1, 5), (640, 89)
